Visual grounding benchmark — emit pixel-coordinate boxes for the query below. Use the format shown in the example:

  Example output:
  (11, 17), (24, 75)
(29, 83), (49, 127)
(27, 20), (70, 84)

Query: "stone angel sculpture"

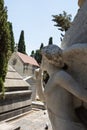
(34, 0), (87, 129)
(35, 44), (87, 130)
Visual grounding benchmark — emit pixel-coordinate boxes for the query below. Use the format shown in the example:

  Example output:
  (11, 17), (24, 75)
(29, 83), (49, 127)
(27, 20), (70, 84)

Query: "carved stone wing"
(63, 43), (87, 90)
(63, 44), (87, 127)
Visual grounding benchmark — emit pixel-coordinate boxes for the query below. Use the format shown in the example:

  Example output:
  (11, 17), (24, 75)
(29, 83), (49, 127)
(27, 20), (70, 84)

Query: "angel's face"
(41, 56), (59, 75)
(41, 56), (49, 72)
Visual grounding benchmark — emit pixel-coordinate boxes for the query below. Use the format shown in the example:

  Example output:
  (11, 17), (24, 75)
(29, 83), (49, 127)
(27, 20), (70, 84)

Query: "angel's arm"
(49, 70), (87, 102)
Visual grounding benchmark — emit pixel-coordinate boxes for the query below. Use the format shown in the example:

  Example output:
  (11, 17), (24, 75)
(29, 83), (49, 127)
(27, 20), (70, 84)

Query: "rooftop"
(17, 52), (39, 67)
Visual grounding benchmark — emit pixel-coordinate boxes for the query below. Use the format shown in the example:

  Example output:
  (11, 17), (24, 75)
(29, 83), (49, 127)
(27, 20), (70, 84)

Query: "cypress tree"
(8, 22), (15, 53)
(34, 49), (42, 64)
(31, 50), (35, 57)
(0, 0), (11, 93)
(48, 37), (53, 45)
(31, 43), (44, 64)
(18, 30), (26, 54)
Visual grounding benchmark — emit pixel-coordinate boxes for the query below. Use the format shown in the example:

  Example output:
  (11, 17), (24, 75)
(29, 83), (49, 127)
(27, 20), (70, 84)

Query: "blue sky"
(5, 0), (79, 55)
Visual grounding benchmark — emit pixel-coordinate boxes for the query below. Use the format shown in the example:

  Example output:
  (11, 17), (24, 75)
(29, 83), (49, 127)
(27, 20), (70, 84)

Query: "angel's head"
(41, 45), (64, 72)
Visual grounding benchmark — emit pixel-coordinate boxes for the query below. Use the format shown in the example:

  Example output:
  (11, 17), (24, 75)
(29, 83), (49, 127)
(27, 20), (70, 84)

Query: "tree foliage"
(18, 30), (26, 54)
(31, 43), (44, 64)
(52, 11), (72, 41)
(31, 37), (53, 64)
(31, 50), (35, 57)
(0, 0), (11, 93)
(34, 49), (42, 64)
(8, 22), (15, 53)
(52, 11), (72, 32)
(48, 37), (53, 45)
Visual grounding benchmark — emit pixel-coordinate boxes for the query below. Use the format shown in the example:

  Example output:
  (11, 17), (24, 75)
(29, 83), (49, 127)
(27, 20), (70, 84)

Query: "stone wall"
(0, 65), (32, 121)
(0, 90), (32, 121)
(9, 52), (34, 78)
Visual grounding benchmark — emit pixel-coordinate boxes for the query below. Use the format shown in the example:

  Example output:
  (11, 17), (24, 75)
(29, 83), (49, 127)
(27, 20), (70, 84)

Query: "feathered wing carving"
(63, 43), (87, 90)
(63, 41), (87, 128)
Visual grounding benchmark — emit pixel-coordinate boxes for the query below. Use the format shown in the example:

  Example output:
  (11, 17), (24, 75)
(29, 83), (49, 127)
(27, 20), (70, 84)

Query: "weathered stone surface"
(0, 65), (32, 121)
(0, 91), (32, 121)
(34, 1), (87, 130)
(5, 109), (52, 130)
(0, 123), (20, 130)
(4, 65), (31, 90)
(35, 44), (87, 130)
(63, 43), (87, 91)
(61, 0), (87, 49)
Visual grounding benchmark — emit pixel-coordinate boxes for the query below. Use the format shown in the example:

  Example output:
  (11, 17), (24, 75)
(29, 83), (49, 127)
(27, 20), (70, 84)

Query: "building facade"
(9, 52), (39, 78)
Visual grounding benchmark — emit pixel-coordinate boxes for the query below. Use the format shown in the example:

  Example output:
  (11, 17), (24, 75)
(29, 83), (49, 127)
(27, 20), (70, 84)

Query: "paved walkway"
(0, 109), (52, 130)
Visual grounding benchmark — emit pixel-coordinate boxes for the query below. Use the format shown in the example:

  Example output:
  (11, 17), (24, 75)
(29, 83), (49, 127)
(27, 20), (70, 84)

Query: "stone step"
(0, 123), (20, 130)
(32, 101), (45, 110)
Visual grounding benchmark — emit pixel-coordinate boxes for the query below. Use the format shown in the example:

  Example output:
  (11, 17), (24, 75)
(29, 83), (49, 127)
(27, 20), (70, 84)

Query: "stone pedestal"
(0, 91), (32, 121)
(0, 65), (32, 121)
